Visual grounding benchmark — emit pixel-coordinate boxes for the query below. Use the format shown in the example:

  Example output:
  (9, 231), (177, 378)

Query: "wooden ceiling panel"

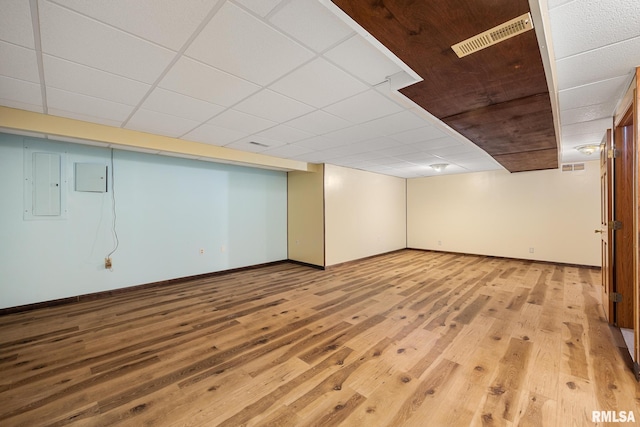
(399, 33), (549, 118)
(331, 0), (558, 172)
(443, 93), (556, 155)
(493, 149), (559, 172)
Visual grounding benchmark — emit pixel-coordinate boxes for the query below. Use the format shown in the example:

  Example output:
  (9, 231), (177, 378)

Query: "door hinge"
(608, 148), (620, 158)
(609, 292), (623, 303)
(609, 220), (622, 230)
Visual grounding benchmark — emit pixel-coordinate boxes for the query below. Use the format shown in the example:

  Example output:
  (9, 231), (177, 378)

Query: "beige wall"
(407, 161), (601, 266)
(324, 164), (407, 266)
(287, 165), (325, 266)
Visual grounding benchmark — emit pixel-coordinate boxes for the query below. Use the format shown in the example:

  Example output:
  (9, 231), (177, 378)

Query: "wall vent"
(562, 163), (585, 172)
(451, 13), (534, 58)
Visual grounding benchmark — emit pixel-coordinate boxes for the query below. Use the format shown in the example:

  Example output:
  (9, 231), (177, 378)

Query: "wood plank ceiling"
(331, 0), (558, 172)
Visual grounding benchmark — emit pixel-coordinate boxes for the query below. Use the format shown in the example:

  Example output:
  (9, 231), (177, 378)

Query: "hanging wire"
(107, 148), (119, 259)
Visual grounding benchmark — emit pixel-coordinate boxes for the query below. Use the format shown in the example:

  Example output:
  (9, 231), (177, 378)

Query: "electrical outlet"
(438, 240), (442, 246)
(105, 257), (112, 269)
(529, 247), (534, 253)
(221, 245), (226, 253)
(199, 248), (205, 255)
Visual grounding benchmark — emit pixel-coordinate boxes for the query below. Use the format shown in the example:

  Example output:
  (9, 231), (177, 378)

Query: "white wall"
(407, 163), (601, 266)
(324, 164), (406, 266)
(0, 133), (287, 309)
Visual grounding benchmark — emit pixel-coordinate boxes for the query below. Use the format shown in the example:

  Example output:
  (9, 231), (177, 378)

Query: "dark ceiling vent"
(451, 13), (534, 58)
(249, 141), (269, 147)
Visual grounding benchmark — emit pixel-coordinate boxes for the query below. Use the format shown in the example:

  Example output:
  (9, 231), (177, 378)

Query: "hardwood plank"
(0, 250), (636, 426)
(480, 337), (533, 424)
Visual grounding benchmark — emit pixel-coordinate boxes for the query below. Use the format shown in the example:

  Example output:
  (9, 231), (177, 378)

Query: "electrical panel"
(33, 152), (61, 216)
(75, 163), (108, 192)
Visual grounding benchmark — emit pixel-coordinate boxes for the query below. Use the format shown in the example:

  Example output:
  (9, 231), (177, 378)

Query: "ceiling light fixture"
(430, 163), (449, 172)
(575, 144), (600, 155)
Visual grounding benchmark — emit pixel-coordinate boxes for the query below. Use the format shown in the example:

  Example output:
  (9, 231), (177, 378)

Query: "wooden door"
(613, 111), (635, 328)
(599, 129), (613, 321)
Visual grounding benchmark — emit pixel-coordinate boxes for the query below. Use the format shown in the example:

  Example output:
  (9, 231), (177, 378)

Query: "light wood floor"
(1, 250), (638, 426)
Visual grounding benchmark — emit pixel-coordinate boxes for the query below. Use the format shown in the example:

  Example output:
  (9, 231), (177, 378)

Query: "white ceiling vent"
(451, 13), (534, 58)
(562, 163), (585, 172)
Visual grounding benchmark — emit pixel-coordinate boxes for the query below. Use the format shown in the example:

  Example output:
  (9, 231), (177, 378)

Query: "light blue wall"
(0, 133), (287, 309)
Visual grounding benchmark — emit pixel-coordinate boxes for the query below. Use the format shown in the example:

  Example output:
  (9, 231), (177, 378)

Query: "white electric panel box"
(75, 163), (107, 192)
(33, 152), (61, 215)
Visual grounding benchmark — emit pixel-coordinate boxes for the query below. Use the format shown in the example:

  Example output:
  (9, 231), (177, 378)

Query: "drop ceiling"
(0, 0), (638, 177)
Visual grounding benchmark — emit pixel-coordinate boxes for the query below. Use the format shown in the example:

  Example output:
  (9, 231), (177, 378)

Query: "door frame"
(600, 129), (613, 322)
(612, 68), (638, 379)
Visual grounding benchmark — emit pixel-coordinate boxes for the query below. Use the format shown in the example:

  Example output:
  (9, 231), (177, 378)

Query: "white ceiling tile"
(234, 89), (314, 123)
(142, 88), (225, 122)
(440, 151), (488, 162)
(159, 57), (260, 106)
(454, 159), (502, 171)
(50, 0), (220, 51)
(269, 57), (368, 108)
(410, 137), (460, 151)
(207, 109), (277, 134)
(312, 144), (356, 158)
(292, 135), (348, 150)
(291, 150), (333, 163)
(561, 118), (612, 137)
(547, 0), (574, 10)
(234, 0), (283, 17)
(561, 132), (604, 146)
(0, 41), (39, 83)
(285, 110), (351, 134)
(323, 89), (404, 123)
(391, 152), (440, 163)
(365, 166), (395, 175)
(0, 0), (35, 48)
(125, 108), (200, 137)
(357, 110), (427, 137)
(0, 75), (42, 110)
(324, 139), (396, 156)
(352, 137), (401, 151)
(560, 102), (618, 125)
(255, 125), (314, 144)
(370, 156), (408, 166)
(225, 139), (278, 153)
(373, 144), (421, 157)
(559, 75), (628, 111)
(549, 0), (640, 59)
(47, 108), (123, 127)
(47, 87), (132, 124)
(324, 34), (403, 85)
(555, 36), (640, 90)
(346, 150), (389, 161)
(269, 0), (353, 52)
(560, 150), (599, 164)
(235, 135), (286, 150)
(186, 2), (314, 86)
(390, 126), (448, 144)
(428, 144), (476, 157)
(182, 123), (246, 146)
(39, 1), (175, 84)
(43, 55), (150, 106)
(261, 143), (316, 159)
(323, 123), (382, 144)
